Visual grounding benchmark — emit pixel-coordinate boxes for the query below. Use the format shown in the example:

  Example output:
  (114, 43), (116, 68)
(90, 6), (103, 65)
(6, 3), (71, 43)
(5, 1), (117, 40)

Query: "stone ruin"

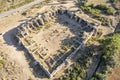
(15, 7), (95, 78)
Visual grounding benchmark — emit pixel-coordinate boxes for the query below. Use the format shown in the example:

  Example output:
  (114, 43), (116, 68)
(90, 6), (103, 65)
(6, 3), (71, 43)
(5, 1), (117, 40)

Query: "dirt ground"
(0, 43), (35, 80)
(0, 0), (118, 80)
(86, 0), (111, 6)
(108, 67), (120, 80)
(0, 1), (78, 80)
(0, 0), (34, 13)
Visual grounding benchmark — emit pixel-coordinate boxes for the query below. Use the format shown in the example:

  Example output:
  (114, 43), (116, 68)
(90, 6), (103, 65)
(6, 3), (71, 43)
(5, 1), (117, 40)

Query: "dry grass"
(0, 0), (34, 13)
(108, 67), (120, 80)
(86, 0), (110, 6)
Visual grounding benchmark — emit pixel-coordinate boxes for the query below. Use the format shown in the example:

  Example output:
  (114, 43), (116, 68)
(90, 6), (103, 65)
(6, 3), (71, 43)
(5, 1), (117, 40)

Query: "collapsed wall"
(16, 7), (95, 78)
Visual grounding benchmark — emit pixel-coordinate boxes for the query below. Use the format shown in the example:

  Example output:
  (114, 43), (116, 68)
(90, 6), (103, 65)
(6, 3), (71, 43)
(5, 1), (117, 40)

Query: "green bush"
(92, 72), (107, 80)
(94, 5), (115, 15)
(106, 7), (114, 15)
(79, 4), (112, 27)
(80, 69), (86, 78)
(91, 33), (120, 80)
(0, 59), (5, 68)
(95, 5), (108, 10)
(109, 0), (115, 3)
(80, 6), (101, 15)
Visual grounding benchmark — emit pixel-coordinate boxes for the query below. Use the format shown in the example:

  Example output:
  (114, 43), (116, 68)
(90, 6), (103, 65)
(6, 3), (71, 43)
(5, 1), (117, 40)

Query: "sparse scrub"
(0, 0), (34, 13)
(94, 5), (115, 15)
(109, 0), (120, 10)
(28, 77), (34, 80)
(77, 0), (114, 27)
(92, 33), (120, 80)
(60, 47), (94, 80)
(0, 59), (5, 68)
(109, 0), (115, 3)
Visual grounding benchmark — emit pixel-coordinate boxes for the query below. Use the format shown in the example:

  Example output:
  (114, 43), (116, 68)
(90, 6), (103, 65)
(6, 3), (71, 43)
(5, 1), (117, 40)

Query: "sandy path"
(0, 0), (44, 18)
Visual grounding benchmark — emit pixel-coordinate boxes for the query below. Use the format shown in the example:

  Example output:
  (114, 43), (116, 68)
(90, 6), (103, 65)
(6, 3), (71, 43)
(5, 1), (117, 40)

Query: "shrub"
(0, 59), (5, 68)
(116, 10), (120, 15)
(95, 5), (108, 10)
(94, 5), (115, 15)
(93, 72), (107, 80)
(79, 4), (112, 27)
(80, 6), (101, 15)
(109, 0), (115, 3)
(105, 7), (115, 15)
(80, 69), (86, 78)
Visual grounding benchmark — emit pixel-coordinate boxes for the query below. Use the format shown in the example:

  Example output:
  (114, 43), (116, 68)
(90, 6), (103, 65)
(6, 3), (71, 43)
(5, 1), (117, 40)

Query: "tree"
(100, 33), (120, 54)
(96, 33), (120, 79)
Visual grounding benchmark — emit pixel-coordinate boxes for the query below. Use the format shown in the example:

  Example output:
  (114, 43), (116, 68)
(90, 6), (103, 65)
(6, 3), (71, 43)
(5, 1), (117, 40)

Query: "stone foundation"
(16, 8), (95, 78)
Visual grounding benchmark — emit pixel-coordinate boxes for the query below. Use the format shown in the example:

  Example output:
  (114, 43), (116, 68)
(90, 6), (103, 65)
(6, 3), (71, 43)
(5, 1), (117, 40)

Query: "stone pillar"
(42, 14), (49, 22)
(58, 9), (65, 15)
(38, 15), (44, 25)
(29, 22), (35, 29)
(26, 23), (31, 30)
(32, 20), (38, 27)
(34, 19), (40, 27)
(18, 40), (22, 46)
(51, 11), (56, 17)
(46, 13), (51, 20)
(21, 32), (25, 38)
(85, 23), (89, 28)
(17, 29), (22, 38)
(55, 10), (59, 15)
(76, 16), (80, 22)
(71, 14), (75, 19)
(64, 10), (68, 14)
(78, 18), (82, 24)
(61, 10), (65, 14)
(36, 19), (42, 26)
(49, 12), (54, 19)
(58, 9), (61, 14)
(67, 11), (74, 19)
(22, 26), (29, 35)
(39, 17), (44, 25)
(73, 15), (78, 22)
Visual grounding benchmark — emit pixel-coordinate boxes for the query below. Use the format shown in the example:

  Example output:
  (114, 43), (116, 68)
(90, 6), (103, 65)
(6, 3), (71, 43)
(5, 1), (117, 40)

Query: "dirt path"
(0, 0), (44, 19)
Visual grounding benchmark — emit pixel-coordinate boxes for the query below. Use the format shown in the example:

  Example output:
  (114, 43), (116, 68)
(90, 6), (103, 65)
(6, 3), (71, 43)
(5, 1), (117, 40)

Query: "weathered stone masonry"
(16, 8), (95, 78)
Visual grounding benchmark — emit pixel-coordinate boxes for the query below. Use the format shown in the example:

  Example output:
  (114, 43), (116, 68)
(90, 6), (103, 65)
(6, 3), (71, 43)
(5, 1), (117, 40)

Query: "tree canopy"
(99, 33), (120, 57)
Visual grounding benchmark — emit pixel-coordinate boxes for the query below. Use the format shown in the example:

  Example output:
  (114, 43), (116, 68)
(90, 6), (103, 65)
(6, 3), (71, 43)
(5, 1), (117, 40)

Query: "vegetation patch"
(91, 33), (120, 80)
(76, 0), (114, 27)
(0, 59), (5, 68)
(0, 0), (34, 13)
(60, 47), (94, 80)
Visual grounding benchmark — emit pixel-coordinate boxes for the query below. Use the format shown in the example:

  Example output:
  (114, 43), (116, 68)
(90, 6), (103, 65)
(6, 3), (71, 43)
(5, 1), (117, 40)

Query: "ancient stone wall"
(15, 8), (95, 78)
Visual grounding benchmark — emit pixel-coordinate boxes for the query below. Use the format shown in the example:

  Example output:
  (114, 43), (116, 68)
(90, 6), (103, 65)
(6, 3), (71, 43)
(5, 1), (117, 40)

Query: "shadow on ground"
(2, 27), (48, 79)
(2, 12), (93, 79)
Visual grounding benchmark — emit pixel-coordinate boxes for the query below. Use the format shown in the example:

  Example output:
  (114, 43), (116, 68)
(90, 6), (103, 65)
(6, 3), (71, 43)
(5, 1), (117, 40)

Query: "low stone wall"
(16, 8), (95, 78)
(16, 9), (94, 38)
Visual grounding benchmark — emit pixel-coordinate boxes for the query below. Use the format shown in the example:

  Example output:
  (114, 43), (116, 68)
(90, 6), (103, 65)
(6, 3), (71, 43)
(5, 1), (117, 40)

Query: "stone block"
(38, 17), (44, 25)
(51, 11), (56, 17)
(67, 11), (74, 19)
(42, 14), (49, 22)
